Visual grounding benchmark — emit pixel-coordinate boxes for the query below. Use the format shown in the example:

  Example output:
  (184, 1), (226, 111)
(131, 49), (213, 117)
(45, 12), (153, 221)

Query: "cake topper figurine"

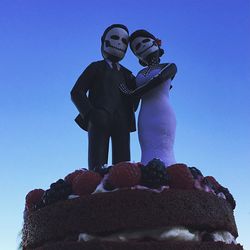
(120, 29), (177, 166)
(71, 24), (137, 170)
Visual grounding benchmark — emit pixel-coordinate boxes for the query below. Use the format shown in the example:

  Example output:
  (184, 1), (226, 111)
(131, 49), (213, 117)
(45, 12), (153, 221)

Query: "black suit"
(71, 60), (137, 169)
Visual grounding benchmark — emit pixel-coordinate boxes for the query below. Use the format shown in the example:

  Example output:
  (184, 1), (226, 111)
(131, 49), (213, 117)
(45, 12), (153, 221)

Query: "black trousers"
(88, 111), (130, 170)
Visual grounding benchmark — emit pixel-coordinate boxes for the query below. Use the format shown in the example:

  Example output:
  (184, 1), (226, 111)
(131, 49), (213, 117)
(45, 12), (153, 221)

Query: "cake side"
(22, 162), (242, 250)
(23, 189), (238, 249)
(30, 240), (244, 250)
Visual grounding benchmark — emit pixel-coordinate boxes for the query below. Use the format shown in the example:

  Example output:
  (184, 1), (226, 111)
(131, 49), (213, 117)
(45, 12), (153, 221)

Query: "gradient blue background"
(0, 0), (249, 249)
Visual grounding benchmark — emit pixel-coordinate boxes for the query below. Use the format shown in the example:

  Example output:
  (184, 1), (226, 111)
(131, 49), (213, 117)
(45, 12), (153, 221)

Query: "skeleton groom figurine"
(71, 24), (137, 170)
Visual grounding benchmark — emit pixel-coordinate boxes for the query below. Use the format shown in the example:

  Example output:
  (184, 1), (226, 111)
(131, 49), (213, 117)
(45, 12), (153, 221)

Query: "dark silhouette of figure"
(71, 24), (137, 170)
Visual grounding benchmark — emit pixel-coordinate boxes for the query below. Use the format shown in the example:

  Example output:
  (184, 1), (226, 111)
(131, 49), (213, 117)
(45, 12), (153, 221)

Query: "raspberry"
(107, 162), (141, 188)
(64, 169), (84, 185)
(25, 189), (45, 211)
(166, 163), (195, 189)
(72, 170), (102, 195)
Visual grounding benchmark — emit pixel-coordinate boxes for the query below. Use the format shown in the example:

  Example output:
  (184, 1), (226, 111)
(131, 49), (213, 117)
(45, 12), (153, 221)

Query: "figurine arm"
(70, 63), (96, 120)
(128, 73), (140, 111)
(133, 63), (177, 97)
(159, 63), (177, 89)
(120, 63), (177, 98)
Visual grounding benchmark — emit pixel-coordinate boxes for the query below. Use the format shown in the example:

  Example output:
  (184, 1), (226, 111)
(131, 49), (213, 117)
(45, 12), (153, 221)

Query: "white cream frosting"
(212, 231), (236, 244)
(93, 174), (170, 194)
(78, 227), (236, 244)
(159, 227), (199, 241)
(68, 194), (80, 199)
(93, 174), (118, 194)
(93, 174), (226, 202)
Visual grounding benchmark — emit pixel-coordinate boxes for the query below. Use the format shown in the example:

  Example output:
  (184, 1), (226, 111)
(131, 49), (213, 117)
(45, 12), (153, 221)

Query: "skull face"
(102, 27), (129, 61)
(131, 36), (159, 62)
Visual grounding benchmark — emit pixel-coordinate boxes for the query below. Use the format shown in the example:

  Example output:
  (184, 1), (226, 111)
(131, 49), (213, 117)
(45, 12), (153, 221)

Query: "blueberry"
(103, 181), (115, 191)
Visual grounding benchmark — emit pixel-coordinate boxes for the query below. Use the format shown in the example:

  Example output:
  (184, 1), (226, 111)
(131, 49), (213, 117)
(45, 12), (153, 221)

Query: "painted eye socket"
(142, 38), (150, 43)
(122, 38), (128, 45)
(111, 35), (119, 40)
(135, 43), (141, 50)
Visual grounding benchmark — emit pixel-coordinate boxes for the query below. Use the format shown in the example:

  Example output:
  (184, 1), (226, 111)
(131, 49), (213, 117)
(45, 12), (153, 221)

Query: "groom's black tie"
(112, 62), (118, 71)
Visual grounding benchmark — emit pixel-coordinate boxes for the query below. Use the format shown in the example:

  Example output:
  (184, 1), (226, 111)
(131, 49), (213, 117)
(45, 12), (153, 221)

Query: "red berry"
(166, 163), (195, 189)
(25, 189), (45, 211)
(203, 176), (221, 190)
(135, 162), (144, 168)
(107, 162), (141, 188)
(64, 169), (84, 185)
(72, 171), (102, 195)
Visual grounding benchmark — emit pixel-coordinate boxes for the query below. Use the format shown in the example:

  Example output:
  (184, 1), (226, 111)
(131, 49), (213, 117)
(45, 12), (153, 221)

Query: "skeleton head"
(102, 26), (129, 62)
(130, 36), (159, 63)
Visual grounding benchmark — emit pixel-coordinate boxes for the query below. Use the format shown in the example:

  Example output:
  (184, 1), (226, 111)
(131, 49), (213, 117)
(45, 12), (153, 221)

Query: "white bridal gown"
(136, 66), (176, 166)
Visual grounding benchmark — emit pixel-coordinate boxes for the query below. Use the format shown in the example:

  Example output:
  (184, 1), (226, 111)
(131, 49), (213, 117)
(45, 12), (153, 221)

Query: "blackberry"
(50, 179), (66, 190)
(43, 179), (72, 206)
(189, 167), (203, 179)
(93, 165), (112, 177)
(141, 158), (168, 188)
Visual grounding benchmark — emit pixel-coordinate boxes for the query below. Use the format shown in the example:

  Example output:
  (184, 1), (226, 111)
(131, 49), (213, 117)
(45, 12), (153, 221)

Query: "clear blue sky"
(0, 0), (249, 249)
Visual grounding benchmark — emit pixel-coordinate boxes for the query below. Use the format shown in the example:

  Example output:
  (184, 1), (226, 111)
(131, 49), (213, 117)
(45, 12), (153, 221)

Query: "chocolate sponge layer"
(23, 189), (238, 249)
(31, 240), (243, 250)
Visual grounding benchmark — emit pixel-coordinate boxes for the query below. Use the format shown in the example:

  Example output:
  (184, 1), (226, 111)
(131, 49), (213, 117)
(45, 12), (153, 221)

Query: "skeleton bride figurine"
(120, 30), (177, 166)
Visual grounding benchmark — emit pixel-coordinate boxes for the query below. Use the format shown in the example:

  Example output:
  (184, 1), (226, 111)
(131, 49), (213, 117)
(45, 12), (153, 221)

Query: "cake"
(22, 160), (243, 250)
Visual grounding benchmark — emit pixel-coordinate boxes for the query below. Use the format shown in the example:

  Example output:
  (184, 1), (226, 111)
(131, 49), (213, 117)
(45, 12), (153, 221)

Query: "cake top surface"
(24, 159), (236, 215)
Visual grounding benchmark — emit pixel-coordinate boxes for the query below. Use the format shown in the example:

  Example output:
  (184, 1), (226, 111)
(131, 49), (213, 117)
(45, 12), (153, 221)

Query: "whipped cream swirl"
(78, 226), (236, 245)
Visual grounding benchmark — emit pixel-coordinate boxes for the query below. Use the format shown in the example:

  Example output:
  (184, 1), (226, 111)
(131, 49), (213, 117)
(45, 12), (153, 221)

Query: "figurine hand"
(119, 83), (134, 96)
(157, 63), (177, 81)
